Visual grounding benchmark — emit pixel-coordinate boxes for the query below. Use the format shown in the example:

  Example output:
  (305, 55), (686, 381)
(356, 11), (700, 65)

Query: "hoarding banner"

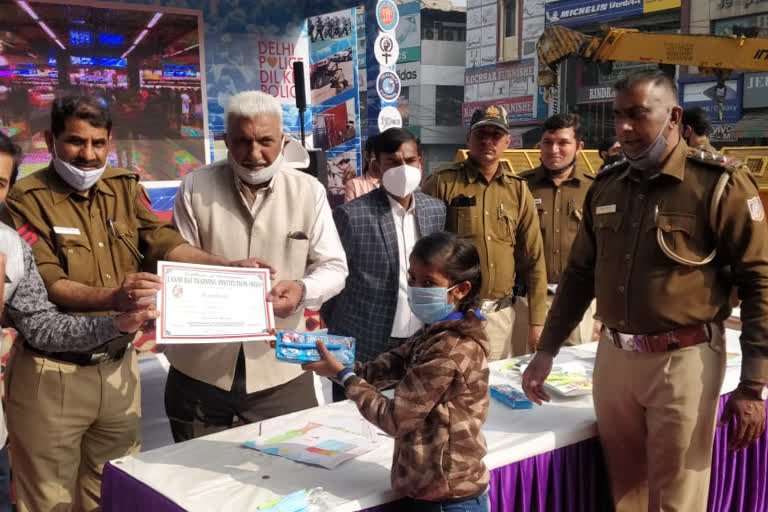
(544, 0), (643, 27)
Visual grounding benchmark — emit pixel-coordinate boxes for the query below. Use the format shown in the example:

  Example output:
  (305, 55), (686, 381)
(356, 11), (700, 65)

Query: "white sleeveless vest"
(165, 163), (321, 393)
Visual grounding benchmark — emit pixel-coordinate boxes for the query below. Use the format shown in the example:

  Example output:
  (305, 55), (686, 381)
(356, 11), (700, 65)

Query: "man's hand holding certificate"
(156, 261), (275, 344)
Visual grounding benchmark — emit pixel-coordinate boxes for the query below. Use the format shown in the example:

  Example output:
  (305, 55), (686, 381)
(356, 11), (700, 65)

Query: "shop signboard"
(744, 72), (768, 108)
(712, 0), (768, 21)
(680, 78), (742, 123)
(396, 2), (421, 63)
(577, 84), (616, 103)
(397, 61), (420, 87)
(544, 0), (643, 27)
(643, 0), (680, 13)
(711, 123), (737, 142)
(462, 97), (534, 126)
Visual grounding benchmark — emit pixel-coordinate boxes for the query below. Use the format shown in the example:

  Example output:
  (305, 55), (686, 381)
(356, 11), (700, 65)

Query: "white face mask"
(382, 164), (421, 198)
(228, 139), (285, 185)
(623, 110), (672, 171)
(51, 140), (107, 191)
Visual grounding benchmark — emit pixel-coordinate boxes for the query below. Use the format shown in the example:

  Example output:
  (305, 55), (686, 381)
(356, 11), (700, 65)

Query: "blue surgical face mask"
(407, 284), (458, 324)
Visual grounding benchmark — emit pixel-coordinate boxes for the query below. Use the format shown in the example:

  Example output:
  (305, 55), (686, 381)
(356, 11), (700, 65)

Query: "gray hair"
(225, 91), (282, 127)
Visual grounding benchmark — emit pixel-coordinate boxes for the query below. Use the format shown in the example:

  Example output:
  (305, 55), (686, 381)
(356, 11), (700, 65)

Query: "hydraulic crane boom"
(537, 26), (768, 117)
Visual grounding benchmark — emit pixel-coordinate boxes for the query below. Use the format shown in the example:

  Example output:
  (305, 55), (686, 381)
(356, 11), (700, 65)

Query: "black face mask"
(540, 158), (576, 176)
(603, 154), (624, 166)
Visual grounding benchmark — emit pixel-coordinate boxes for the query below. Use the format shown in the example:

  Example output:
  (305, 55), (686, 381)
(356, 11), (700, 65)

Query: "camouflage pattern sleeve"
(346, 354), (461, 437)
(5, 241), (123, 352)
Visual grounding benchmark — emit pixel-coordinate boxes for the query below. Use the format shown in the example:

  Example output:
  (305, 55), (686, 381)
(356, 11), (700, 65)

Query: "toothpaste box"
(490, 384), (533, 409)
(275, 331), (355, 366)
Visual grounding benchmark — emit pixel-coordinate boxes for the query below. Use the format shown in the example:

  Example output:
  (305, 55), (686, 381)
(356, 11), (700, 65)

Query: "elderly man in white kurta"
(165, 91), (348, 441)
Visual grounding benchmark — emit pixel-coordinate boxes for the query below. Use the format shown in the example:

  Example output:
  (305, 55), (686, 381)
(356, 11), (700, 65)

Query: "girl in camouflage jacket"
(305, 232), (490, 511)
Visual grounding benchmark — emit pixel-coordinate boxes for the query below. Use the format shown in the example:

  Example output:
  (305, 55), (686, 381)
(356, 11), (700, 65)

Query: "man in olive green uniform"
(422, 105), (547, 359)
(523, 71), (768, 511)
(515, 114), (595, 347)
(1, 95), (231, 511)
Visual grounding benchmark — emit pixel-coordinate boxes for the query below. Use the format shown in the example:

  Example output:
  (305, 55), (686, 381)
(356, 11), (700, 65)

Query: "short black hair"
(682, 107), (712, 136)
(542, 113), (582, 143)
(410, 231), (482, 314)
(598, 136), (617, 154)
(614, 69), (678, 98)
(0, 132), (22, 186)
(364, 135), (377, 154)
(51, 94), (112, 137)
(373, 128), (420, 158)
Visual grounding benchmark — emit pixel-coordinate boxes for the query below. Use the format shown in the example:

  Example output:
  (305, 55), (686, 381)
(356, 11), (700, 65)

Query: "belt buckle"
(612, 331), (645, 352)
(480, 300), (497, 316)
(619, 334), (638, 352)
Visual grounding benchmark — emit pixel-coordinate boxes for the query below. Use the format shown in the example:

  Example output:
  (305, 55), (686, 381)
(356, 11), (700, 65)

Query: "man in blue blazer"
(321, 129), (446, 392)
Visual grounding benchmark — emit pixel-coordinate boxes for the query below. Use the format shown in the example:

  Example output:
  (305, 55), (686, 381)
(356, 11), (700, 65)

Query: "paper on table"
(244, 422), (381, 470)
(543, 361), (593, 397)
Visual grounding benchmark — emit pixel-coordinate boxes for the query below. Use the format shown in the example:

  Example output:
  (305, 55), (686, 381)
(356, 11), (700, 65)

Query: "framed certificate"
(156, 261), (275, 344)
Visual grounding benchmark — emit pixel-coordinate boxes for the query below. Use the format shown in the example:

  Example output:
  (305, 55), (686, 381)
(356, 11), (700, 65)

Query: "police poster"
(308, 8), (361, 209)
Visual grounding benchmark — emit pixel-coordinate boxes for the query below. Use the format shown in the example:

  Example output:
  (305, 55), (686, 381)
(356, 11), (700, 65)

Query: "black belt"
(24, 342), (128, 366)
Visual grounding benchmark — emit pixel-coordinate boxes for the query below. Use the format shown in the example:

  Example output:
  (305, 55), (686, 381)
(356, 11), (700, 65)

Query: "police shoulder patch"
(16, 222), (38, 245)
(748, 196), (765, 222)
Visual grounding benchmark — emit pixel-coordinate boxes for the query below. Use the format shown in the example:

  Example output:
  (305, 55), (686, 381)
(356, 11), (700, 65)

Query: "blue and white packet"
(490, 384), (533, 409)
(275, 331), (355, 366)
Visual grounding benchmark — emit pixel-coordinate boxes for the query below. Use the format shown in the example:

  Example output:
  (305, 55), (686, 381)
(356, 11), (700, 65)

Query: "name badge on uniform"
(596, 204), (616, 215)
(534, 198), (542, 205)
(53, 226), (81, 236)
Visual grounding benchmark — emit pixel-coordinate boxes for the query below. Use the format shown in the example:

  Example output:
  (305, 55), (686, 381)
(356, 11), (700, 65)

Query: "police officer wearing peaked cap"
(422, 104), (547, 360)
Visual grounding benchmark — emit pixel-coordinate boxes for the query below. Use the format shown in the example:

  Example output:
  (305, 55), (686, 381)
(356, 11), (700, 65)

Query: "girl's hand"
(302, 341), (344, 378)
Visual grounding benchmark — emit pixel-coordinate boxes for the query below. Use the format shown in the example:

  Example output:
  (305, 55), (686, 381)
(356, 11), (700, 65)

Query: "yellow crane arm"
(537, 25), (768, 89)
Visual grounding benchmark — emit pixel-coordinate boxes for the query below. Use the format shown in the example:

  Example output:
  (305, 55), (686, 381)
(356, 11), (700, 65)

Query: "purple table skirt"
(102, 394), (768, 512)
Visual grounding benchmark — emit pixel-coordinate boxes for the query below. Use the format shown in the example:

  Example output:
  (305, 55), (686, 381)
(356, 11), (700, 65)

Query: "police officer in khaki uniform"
(682, 106), (719, 154)
(422, 105), (547, 360)
(514, 114), (595, 347)
(1, 95), (233, 511)
(523, 70), (768, 511)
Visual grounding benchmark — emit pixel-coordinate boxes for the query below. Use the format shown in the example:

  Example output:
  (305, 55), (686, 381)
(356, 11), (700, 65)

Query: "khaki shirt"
(1, 165), (187, 315)
(422, 159), (548, 325)
(539, 141), (768, 383)
(519, 165), (594, 284)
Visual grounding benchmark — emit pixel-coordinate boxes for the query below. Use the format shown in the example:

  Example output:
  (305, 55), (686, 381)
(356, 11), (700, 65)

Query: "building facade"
(358, 1), (467, 172)
(688, 0), (768, 145)
(542, 0), (681, 149)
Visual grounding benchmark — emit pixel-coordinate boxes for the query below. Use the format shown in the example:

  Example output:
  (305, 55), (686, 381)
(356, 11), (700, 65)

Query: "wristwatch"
(294, 280), (307, 312)
(737, 381), (768, 400)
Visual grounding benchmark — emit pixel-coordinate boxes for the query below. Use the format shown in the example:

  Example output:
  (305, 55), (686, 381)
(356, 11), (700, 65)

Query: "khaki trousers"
(593, 326), (726, 512)
(483, 305), (515, 361)
(5, 344), (141, 512)
(512, 296), (597, 356)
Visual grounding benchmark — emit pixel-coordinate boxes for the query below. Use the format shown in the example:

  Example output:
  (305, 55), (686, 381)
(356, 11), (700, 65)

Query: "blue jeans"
(0, 445), (10, 512)
(403, 491), (490, 512)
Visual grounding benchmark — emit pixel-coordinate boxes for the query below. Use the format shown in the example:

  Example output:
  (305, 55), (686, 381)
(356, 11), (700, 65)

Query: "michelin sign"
(545, 0), (643, 27)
